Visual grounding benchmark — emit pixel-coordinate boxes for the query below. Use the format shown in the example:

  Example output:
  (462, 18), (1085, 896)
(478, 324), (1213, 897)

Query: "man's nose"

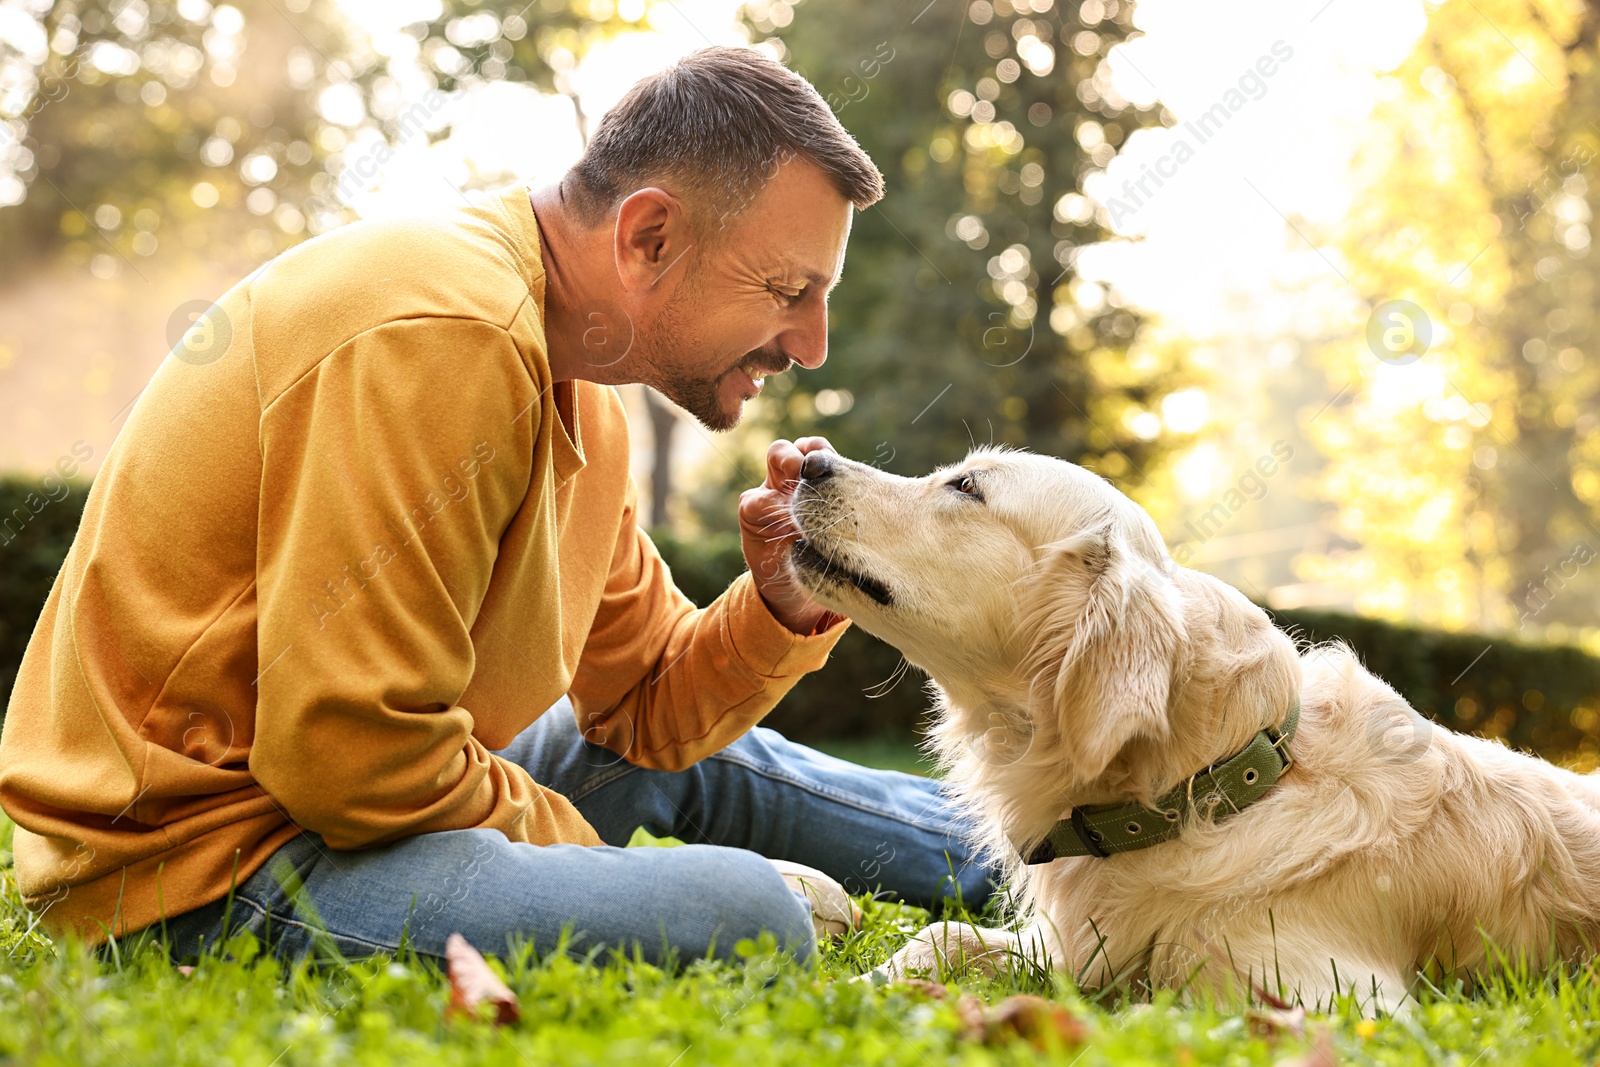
(783, 298), (830, 370)
(800, 450), (834, 481)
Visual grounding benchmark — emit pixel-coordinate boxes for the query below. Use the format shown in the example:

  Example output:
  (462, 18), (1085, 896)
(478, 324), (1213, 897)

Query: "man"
(0, 47), (992, 965)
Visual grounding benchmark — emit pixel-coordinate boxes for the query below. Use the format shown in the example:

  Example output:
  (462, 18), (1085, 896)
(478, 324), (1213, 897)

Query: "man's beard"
(644, 283), (792, 432)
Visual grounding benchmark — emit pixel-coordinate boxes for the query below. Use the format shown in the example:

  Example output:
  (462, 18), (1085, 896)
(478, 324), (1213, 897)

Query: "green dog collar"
(1018, 702), (1299, 864)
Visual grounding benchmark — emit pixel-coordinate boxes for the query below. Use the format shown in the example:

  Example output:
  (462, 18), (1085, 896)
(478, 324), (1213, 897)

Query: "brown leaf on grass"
(954, 993), (1090, 1049)
(444, 932), (521, 1026)
(953, 994), (988, 1040)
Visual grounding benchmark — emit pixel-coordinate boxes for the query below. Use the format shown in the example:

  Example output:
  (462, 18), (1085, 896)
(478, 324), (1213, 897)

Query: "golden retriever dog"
(788, 447), (1600, 1012)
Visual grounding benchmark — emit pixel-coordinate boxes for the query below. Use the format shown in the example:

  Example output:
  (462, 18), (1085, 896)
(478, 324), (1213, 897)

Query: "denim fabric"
(137, 699), (994, 967)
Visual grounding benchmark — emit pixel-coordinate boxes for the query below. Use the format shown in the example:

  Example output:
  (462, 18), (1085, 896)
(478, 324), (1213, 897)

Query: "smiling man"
(0, 47), (993, 965)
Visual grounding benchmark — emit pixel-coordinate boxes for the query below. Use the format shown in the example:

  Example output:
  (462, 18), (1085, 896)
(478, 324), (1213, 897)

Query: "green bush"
(4, 477), (1598, 763)
(1261, 607), (1600, 764)
(0, 475), (92, 707)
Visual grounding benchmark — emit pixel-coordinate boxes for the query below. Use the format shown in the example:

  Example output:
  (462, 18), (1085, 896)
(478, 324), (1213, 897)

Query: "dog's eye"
(950, 474), (983, 500)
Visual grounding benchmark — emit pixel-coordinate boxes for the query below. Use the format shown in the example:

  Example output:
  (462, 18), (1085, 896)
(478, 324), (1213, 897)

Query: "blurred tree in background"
(1304, 0), (1600, 637)
(0, 0), (629, 283)
(675, 0), (1184, 529)
(0, 0), (357, 279)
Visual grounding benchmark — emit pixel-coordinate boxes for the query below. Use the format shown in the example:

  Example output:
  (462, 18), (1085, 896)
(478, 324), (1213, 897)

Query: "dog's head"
(790, 448), (1300, 803)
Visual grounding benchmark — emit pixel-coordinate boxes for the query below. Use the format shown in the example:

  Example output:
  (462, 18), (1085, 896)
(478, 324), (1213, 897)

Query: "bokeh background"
(4, 0), (1600, 761)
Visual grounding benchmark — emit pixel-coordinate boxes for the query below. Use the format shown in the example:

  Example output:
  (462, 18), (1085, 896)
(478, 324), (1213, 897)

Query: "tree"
(0, 1), (634, 278)
(1302, 0), (1600, 638)
(0, 0), (366, 279)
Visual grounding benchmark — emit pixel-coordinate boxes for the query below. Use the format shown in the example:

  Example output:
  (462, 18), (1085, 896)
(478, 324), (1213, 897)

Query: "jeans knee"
(691, 848), (816, 964)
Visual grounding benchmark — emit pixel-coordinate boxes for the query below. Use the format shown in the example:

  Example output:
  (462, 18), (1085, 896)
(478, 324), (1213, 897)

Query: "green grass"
(5, 814), (1600, 1064)
(809, 734), (935, 776)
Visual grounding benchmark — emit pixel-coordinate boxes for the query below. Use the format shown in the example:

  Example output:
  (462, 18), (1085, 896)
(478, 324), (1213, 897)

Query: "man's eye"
(771, 284), (805, 305)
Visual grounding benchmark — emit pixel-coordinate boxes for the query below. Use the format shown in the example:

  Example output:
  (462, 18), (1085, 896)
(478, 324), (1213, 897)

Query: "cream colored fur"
(789, 448), (1600, 1012)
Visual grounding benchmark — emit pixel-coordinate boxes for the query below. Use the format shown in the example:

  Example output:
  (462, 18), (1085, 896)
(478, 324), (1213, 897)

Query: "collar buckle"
(1264, 704), (1298, 771)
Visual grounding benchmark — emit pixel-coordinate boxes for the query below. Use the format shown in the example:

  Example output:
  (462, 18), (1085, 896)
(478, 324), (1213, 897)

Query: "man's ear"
(1024, 522), (1185, 788)
(613, 187), (693, 291)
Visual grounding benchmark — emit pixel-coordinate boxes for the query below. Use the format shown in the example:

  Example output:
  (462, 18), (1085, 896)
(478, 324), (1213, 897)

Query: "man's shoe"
(767, 858), (863, 940)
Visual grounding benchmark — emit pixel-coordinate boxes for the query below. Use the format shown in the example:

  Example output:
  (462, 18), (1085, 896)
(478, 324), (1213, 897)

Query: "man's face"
(640, 160), (853, 431)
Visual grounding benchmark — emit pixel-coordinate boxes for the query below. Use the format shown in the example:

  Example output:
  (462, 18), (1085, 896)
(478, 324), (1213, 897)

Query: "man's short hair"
(565, 46), (884, 230)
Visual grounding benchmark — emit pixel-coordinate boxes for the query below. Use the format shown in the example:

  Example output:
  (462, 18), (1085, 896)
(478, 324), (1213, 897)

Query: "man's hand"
(739, 437), (842, 635)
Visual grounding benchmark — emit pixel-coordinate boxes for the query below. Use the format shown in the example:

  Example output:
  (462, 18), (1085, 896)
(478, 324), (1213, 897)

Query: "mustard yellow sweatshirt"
(0, 186), (845, 943)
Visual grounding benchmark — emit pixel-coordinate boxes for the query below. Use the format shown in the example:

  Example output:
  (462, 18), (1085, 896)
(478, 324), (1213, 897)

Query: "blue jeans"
(139, 700), (993, 967)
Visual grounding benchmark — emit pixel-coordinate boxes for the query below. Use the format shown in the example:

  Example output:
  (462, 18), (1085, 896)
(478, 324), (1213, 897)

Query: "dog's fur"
(789, 448), (1600, 1011)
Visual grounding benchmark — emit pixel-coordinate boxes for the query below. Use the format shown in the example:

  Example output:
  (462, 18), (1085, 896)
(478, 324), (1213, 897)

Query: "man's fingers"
(739, 486), (797, 538)
(763, 438), (836, 491)
(794, 436), (835, 456)
(738, 486), (775, 525)
(765, 438), (803, 489)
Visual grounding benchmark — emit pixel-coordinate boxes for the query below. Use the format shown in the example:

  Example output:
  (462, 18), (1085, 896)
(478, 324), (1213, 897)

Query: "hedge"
(3, 476), (1598, 763)
(0, 474), (93, 708)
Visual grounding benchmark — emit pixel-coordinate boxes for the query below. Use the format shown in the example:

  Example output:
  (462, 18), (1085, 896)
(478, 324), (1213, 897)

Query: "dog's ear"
(1025, 521), (1186, 787)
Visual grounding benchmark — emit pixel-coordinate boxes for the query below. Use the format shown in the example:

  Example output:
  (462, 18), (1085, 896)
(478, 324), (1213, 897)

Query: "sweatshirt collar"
(498, 184), (586, 487)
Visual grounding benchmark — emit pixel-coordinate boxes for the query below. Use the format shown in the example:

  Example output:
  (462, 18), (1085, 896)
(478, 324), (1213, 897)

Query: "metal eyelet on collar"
(1243, 768), (1260, 785)
(1125, 821), (1142, 835)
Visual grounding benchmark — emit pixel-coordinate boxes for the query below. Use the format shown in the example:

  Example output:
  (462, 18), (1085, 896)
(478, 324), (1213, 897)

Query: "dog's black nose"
(800, 451), (835, 481)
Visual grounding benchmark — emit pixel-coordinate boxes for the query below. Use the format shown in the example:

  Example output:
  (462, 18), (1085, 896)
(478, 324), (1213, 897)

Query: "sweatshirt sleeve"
(567, 477), (848, 772)
(250, 316), (600, 850)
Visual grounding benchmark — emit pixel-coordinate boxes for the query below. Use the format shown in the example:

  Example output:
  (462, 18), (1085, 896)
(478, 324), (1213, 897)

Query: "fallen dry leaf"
(954, 993), (987, 1039)
(444, 932), (521, 1026)
(954, 992), (1090, 1049)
